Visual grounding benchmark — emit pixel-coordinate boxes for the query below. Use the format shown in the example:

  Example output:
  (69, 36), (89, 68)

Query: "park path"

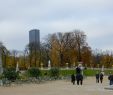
(0, 76), (112, 95)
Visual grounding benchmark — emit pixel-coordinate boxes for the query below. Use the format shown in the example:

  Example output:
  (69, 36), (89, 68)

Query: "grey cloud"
(0, 0), (113, 50)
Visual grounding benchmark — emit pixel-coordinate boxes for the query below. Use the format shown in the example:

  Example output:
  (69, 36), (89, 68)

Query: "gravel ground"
(0, 76), (113, 95)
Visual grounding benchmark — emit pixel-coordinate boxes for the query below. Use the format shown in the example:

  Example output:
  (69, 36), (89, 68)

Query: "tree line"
(0, 30), (113, 69)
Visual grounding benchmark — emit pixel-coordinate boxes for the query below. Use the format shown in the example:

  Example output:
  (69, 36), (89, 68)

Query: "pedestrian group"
(71, 64), (113, 86)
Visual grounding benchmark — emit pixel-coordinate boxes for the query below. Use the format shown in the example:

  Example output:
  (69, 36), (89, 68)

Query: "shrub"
(27, 67), (41, 78)
(0, 74), (3, 79)
(3, 68), (19, 81)
(49, 67), (60, 79)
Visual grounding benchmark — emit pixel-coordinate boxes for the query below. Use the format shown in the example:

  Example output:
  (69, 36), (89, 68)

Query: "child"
(71, 74), (75, 85)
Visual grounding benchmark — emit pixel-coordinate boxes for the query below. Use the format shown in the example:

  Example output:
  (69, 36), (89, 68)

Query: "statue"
(101, 65), (104, 75)
(48, 60), (51, 69)
(66, 63), (69, 69)
(101, 65), (104, 72)
(16, 62), (19, 72)
(40, 63), (43, 70)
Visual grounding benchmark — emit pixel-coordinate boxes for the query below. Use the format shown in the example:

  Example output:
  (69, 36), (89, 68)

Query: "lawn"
(40, 68), (113, 77)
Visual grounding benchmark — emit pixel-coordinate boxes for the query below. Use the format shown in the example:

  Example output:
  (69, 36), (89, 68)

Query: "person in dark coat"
(76, 66), (81, 74)
(100, 72), (104, 83)
(108, 73), (113, 85)
(71, 74), (76, 85)
(110, 75), (113, 85)
(75, 65), (83, 85)
(95, 72), (99, 83)
(76, 74), (83, 85)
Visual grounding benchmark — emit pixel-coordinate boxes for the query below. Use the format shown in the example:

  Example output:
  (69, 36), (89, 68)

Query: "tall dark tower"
(29, 29), (40, 49)
(29, 29), (40, 67)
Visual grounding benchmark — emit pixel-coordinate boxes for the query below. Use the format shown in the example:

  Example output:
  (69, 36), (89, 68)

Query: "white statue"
(101, 65), (104, 71)
(101, 65), (104, 75)
(48, 60), (51, 69)
(16, 62), (19, 72)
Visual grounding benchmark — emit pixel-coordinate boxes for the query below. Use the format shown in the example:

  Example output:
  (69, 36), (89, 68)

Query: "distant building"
(29, 29), (40, 50)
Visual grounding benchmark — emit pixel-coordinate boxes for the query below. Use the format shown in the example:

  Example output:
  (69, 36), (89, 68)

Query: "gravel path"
(0, 76), (112, 95)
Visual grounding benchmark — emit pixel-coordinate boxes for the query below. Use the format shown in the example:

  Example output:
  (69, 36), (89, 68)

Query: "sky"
(0, 0), (113, 51)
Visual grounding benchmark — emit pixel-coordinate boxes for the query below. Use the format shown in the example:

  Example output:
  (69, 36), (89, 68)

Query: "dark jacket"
(76, 67), (81, 74)
(76, 74), (83, 80)
(108, 75), (113, 81)
(71, 74), (75, 82)
(96, 73), (99, 79)
(100, 73), (103, 80)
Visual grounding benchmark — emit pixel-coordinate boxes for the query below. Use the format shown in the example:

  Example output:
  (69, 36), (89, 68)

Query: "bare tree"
(10, 50), (18, 68)
(26, 42), (40, 68)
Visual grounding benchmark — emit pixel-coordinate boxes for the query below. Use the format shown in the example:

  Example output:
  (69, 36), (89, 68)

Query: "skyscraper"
(29, 29), (40, 49)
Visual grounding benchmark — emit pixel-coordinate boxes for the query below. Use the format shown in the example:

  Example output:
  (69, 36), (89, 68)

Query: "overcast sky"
(0, 0), (113, 51)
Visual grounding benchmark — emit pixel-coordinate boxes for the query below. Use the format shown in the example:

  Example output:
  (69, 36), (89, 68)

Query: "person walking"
(71, 74), (76, 85)
(108, 72), (113, 85)
(76, 66), (81, 74)
(75, 64), (83, 85)
(76, 74), (83, 85)
(95, 72), (99, 83)
(100, 72), (104, 83)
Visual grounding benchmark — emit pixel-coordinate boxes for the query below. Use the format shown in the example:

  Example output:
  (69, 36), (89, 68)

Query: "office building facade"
(29, 29), (40, 49)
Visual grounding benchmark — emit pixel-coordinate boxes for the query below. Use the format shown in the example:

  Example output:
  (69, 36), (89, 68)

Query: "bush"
(0, 74), (3, 79)
(49, 67), (60, 79)
(3, 68), (19, 81)
(27, 67), (41, 78)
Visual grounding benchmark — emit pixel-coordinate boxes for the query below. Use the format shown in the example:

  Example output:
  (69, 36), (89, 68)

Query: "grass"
(40, 68), (113, 77)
